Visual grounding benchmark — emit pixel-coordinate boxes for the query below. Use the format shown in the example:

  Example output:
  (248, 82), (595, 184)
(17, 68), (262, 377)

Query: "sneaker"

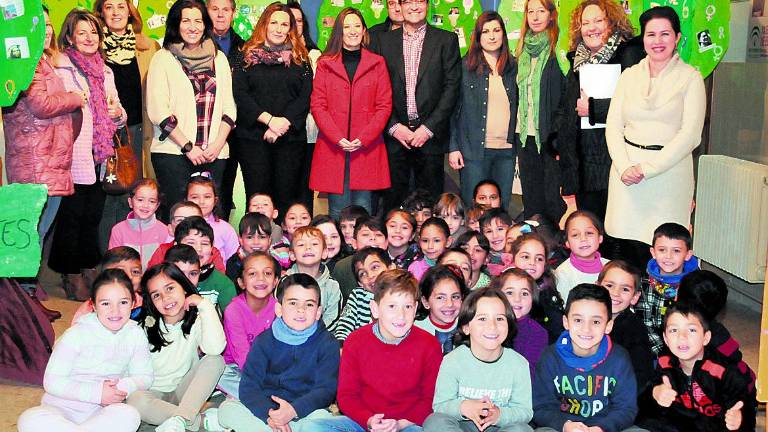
(155, 416), (186, 432)
(202, 408), (227, 432)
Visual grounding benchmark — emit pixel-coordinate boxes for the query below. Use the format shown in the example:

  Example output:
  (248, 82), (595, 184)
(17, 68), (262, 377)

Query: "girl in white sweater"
(127, 263), (226, 432)
(18, 269), (152, 432)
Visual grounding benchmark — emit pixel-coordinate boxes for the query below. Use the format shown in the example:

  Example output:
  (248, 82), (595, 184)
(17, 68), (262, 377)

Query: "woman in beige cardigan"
(605, 6), (705, 268)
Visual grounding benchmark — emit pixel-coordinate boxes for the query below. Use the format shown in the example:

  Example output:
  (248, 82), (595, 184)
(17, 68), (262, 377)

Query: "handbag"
(102, 126), (139, 195)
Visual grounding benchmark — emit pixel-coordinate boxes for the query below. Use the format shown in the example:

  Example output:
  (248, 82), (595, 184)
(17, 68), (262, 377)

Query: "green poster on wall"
(0, 0), (45, 106)
(315, 0), (387, 50)
(232, 0), (274, 40)
(496, 0), (524, 52)
(427, 0), (483, 56)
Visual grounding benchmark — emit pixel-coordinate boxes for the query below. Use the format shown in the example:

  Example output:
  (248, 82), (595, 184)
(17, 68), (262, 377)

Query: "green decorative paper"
(138, 0), (172, 42)
(315, 0), (387, 50)
(0, 0), (45, 106)
(46, 0), (94, 44)
(232, 0), (274, 40)
(0, 184), (48, 277)
(427, 0), (483, 56)
(496, 0), (525, 52)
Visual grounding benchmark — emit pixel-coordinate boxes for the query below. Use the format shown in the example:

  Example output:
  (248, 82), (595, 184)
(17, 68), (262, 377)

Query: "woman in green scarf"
(515, 0), (566, 226)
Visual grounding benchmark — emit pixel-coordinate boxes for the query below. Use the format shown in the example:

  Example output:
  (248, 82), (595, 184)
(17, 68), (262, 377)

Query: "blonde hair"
(291, 226), (326, 250)
(241, 2), (308, 66)
(515, 0), (558, 57)
(567, 0), (634, 51)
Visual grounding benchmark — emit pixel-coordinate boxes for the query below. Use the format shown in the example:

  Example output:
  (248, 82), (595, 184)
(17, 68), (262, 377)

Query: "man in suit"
(207, 0), (245, 219)
(371, 0), (461, 213)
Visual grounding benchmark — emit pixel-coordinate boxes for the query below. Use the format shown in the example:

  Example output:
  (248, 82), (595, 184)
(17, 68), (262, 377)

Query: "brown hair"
(130, 178), (160, 197)
(515, 0), (558, 57)
(242, 2), (308, 66)
(563, 210), (604, 236)
(291, 226), (327, 250)
(321, 8), (369, 60)
(567, 0), (634, 51)
(43, 7), (58, 57)
(373, 269), (418, 303)
(58, 9), (105, 53)
(465, 11), (511, 76)
(93, 0), (145, 33)
(597, 260), (641, 294)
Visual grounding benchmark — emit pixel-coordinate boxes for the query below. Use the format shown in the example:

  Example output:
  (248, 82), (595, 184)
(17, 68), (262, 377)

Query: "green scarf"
(516, 31), (551, 152)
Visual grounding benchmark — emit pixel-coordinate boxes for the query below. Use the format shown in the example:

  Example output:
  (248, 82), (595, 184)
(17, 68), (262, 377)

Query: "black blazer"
(370, 25), (461, 154)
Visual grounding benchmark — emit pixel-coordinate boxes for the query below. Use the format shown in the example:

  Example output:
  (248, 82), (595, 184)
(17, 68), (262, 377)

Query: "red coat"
(309, 48), (392, 194)
(3, 56), (82, 196)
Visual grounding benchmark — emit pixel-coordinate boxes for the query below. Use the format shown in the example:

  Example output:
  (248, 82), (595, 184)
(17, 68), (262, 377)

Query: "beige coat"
(605, 54), (706, 244)
(135, 33), (160, 178)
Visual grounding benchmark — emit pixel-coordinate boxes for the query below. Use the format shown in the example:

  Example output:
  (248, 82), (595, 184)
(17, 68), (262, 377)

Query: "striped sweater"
(332, 287), (374, 342)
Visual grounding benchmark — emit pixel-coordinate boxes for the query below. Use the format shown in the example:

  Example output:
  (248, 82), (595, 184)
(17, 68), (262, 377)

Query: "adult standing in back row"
(370, 0), (461, 213)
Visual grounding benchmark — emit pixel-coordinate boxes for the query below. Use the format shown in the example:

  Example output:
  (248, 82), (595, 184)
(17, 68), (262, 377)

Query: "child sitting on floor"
(218, 273), (340, 431)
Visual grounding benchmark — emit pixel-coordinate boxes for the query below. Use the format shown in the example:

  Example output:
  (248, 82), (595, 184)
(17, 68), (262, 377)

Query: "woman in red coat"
(309, 7), (392, 219)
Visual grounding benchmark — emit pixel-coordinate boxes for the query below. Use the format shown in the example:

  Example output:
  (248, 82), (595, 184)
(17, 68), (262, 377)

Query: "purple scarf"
(245, 46), (293, 67)
(569, 251), (604, 274)
(66, 47), (117, 163)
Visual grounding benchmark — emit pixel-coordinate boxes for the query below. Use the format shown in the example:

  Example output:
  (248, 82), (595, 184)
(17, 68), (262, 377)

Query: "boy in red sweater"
(308, 269), (443, 432)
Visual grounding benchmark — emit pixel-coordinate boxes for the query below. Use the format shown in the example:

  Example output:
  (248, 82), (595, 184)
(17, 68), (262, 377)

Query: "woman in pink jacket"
(309, 7), (392, 219)
(49, 9), (127, 301)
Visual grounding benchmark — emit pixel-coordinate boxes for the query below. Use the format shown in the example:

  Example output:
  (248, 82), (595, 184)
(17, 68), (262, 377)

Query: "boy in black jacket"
(639, 303), (756, 432)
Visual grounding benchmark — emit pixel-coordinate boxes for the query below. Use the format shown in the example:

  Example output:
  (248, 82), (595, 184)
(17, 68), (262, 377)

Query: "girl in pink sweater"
(108, 179), (168, 269)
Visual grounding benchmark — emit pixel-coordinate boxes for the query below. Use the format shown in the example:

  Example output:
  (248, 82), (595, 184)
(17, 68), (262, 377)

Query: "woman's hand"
(620, 164), (645, 185)
(339, 138), (362, 152)
(107, 94), (120, 120)
(202, 142), (224, 162)
(74, 91), (88, 107)
(186, 146), (207, 165)
(269, 116), (291, 136)
(264, 129), (280, 144)
(448, 151), (465, 170)
(576, 89), (589, 117)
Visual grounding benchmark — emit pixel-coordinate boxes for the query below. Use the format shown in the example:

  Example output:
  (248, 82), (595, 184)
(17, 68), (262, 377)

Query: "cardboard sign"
(0, 0), (45, 106)
(0, 184), (47, 277)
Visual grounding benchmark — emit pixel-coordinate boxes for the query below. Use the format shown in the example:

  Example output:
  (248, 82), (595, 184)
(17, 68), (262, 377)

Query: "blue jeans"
(38, 195), (61, 247)
(304, 416), (424, 432)
(327, 154), (372, 219)
(459, 148), (516, 210)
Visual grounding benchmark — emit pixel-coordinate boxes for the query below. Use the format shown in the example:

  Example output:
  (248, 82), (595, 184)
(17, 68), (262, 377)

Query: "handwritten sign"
(0, 184), (47, 277)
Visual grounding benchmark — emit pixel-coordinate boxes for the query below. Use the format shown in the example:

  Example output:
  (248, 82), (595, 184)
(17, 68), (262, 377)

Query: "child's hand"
(586, 427), (605, 432)
(725, 401), (744, 431)
(268, 396), (297, 426)
(267, 417), (292, 432)
(652, 376), (678, 407)
(563, 420), (590, 432)
(100, 379), (127, 405)
(395, 419), (414, 431)
(366, 413), (397, 432)
(460, 399), (493, 430)
(481, 402), (500, 430)
(184, 294), (203, 310)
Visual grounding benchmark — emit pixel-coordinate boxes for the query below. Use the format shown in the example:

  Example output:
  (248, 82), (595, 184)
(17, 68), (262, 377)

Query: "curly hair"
(568, 0), (635, 51)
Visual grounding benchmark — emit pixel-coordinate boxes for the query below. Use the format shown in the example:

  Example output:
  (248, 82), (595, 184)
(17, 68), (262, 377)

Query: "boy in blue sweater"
(217, 273), (340, 431)
(533, 284), (643, 432)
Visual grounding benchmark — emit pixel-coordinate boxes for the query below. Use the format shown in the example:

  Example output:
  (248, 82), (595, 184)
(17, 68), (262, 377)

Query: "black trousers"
(383, 138), (444, 213)
(220, 149), (239, 220)
(48, 182), (106, 274)
(151, 153), (225, 222)
(235, 137), (307, 219)
(517, 135), (566, 225)
(575, 188), (608, 223)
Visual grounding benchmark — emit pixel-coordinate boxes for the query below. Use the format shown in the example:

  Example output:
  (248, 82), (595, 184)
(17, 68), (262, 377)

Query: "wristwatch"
(181, 141), (193, 153)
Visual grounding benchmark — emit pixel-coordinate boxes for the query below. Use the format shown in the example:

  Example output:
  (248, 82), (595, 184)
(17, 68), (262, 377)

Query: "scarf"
(103, 24), (137, 65)
(555, 330), (612, 372)
(66, 47), (116, 163)
(573, 33), (623, 71)
(516, 31), (550, 152)
(167, 39), (216, 73)
(246, 42), (293, 67)
(569, 251), (604, 273)
(271, 317), (318, 345)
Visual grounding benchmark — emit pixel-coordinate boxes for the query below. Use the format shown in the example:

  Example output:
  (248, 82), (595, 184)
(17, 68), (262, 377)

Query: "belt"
(625, 138), (663, 151)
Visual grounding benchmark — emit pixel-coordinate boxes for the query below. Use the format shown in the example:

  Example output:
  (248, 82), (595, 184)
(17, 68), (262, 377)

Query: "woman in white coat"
(604, 6), (705, 268)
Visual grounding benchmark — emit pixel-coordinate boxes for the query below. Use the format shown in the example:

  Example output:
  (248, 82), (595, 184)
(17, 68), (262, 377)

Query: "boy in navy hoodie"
(217, 273), (340, 431)
(533, 284), (642, 432)
(634, 223), (699, 355)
